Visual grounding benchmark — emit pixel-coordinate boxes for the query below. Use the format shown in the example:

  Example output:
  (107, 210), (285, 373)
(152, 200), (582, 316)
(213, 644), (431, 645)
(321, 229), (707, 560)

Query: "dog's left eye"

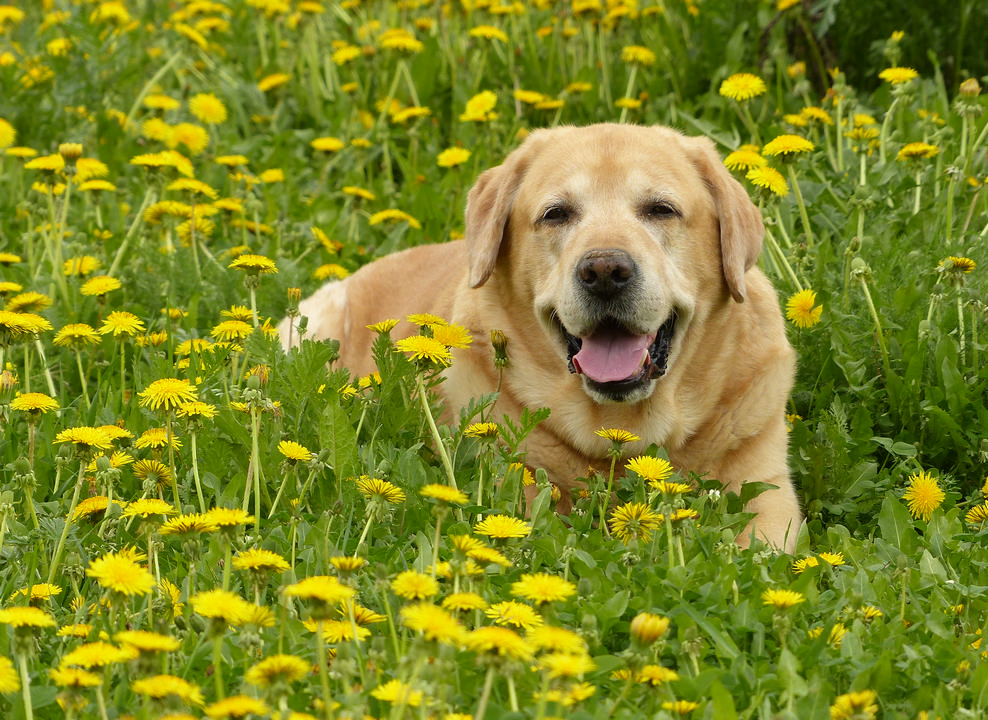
(642, 201), (679, 219)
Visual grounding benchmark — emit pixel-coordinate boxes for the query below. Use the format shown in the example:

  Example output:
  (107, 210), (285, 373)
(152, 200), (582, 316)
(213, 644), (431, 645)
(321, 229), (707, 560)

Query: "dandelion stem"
(474, 665), (496, 720)
(108, 188), (157, 278)
(601, 453), (618, 537)
(48, 460), (86, 585)
(415, 373), (458, 492)
(787, 165), (815, 249)
(74, 350), (91, 410)
(17, 650), (34, 720)
(190, 431), (206, 514)
(212, 634), (225, 701)
(618, 65), (638, 124)
(855, 274), (891, 374)
(315, 620), (335, 720)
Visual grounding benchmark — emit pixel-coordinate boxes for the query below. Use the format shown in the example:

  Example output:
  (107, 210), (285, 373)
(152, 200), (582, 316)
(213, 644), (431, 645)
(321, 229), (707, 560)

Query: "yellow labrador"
(281, 124), (801, 551)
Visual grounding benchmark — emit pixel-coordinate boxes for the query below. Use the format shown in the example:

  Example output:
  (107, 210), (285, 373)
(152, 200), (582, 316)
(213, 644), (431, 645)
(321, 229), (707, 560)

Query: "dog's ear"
(685, 136), (764, 303)
(464, 134), (542, 288)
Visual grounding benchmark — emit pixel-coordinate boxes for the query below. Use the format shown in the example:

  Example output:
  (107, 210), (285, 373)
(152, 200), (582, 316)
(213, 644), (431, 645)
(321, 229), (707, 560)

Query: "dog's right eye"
(540, 205), (571, 224)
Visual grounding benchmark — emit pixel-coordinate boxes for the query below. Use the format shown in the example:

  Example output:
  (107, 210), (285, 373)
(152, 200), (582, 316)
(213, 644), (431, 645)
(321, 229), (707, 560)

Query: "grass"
(0, 1), (987, 719)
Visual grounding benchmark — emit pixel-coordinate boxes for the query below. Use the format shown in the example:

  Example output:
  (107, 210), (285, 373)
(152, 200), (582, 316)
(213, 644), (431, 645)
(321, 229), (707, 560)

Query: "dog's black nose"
(576, 249), (637, 297)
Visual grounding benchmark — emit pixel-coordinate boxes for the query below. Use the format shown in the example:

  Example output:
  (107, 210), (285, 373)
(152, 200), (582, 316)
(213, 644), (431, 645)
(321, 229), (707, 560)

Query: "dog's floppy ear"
(464, 133), (543, 288)
(684, 135), (764, 303)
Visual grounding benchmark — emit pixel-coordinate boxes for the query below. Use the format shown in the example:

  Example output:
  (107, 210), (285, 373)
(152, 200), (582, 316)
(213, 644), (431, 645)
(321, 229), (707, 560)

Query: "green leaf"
(876, 495), (918, 554)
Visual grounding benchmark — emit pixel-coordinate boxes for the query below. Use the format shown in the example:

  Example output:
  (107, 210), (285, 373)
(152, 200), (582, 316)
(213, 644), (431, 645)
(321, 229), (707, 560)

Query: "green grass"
(0, 1), (987, 719)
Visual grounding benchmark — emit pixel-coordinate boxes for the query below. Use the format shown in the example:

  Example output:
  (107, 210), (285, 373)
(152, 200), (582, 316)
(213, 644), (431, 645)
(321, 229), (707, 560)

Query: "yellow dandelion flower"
(625, 455), (674, 483)
(138, 377), (198, 412)
(228, 253), (277, 274)
(746, 166), (789, 196)
(902, 470), (944, 521)
(897, 142), (938, 161)
(621, 45), (656, 66)
(443, 592), (489, 612)
(245, 654), (310, 689)
(0, 606), (57, 629)
(761, 588), (806, 609)
(785, 289), (823, 328)
(719, 72), (767, 101)
(878, 67), (918, 84)
(474, 514), (531, 539)
(257, 73), (291, 92)
(511, 573), (577, 605)
(371, 679), (423, 706)
(369, 208), (421, 228)
(939, 256), (976, 274)
(395, 334), (452, 366)
(189, 92), (227, 124)
(724, 148), (767, 172)
(420, 483), (469, 505)
(460, 90), (498, 122)
(830, 689), (878, 720)
(438, 146), (471, 167)
(53, 323), (101, 347)
(86, 548), (155, 597)
(391, 570), (439, 600)
(965, 502), (988, 525)
(762, 134), (815, 158)
(609, 502), (662, 543)
(131, 675), (204, 706)
(464, 626), (535, 661)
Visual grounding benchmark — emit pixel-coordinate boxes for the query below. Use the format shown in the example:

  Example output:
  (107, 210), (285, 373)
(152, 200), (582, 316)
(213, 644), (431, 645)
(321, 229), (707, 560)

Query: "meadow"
(0, 1), (987, 718)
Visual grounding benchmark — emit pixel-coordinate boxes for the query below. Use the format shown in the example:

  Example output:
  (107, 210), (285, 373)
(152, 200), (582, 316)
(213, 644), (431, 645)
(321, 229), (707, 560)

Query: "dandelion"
(763, 134), (815, 159)
(786, 289), (824, 328)
(438, 147), (471, 167)
(965, 502), (988, 525)
(79, 275), (121, 298)
(761, 588), (806, 609)
(609, 502), (662, 543)
(204, 695), (270, 718)
(392, 570), (440, 600)
(630, 612), (671, 645)
(939, 256), (976, 275)
(486, 600), (543, 630)
(878, 67), (918, 85)
(511, 573), (577, 605)
(99, 311), (145, 337)
(596, 427), (640, 445)
(131, 674), (205, 707)
(747, 166), (789, 197)
(830, 689), (878, 720)
(86, 548), (155, 597)
(902, 470), (944, 521)
(138, 377), (198, 411)
(461, 90), (498, 122)
(897, 142), (938, 161)
(724, 147), (767, 172)
(719, 72), (767, 101)
(244, 653), (310, 688)
(369, 208), (422, 228)
(189, 92), (227, 124)
(396, 334), (452, 367)
(443, 592), (489, 612)
(371, 679), (423, 706)
(625, 455), (674, 484)
(474, 514), (531, 540)
(400, 602), (466, 644)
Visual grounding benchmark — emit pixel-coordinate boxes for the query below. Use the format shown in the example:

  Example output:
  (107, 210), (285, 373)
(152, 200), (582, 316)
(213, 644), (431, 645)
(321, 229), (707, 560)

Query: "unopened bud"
(630, 611), (670, 645)
(960, 78), (981, 99)
(58, 142), (83, 164)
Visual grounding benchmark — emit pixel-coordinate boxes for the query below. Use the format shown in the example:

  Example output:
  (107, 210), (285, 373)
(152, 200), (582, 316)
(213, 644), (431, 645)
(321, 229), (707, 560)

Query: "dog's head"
(465, 124), (764, 404)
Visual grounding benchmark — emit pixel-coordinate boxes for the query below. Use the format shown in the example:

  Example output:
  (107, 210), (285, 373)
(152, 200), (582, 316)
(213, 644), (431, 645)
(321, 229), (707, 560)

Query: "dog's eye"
(642, 200), (679, 219)
(540, 205), (572, 224)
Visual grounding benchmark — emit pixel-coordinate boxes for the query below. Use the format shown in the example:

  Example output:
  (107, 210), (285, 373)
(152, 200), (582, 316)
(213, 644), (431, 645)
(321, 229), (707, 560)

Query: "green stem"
(474, 665), (496, 720)
(416, 374), (458, 492)
(856, 276), (891, 374)
(787, 165), (815, 249)
(618, 65), (638, 124)
(316, 620), (334, 720)
(601, 454), (617, 538)
(190, 432), (206, 514)
(48, 460), (86, 585)
(212, 634), (225, 701)
(17, 651), (34, 720)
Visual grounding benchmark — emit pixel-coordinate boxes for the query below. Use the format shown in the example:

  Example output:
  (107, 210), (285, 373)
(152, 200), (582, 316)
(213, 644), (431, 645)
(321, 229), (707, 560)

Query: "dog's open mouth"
(564, 313), (677, 395)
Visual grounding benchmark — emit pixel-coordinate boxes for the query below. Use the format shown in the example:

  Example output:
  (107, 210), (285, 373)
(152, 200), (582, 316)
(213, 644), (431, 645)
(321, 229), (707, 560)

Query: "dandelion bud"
(490, 329), (509, 368)
(630, 612), (670, 645)
(960, 78), (981, 99)
(287, 286), (301, 304)
(58, 142), (83, 164)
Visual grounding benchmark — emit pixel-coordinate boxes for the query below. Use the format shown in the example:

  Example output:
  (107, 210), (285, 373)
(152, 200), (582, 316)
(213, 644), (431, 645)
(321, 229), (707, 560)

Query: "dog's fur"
(280, 124), (801, 551)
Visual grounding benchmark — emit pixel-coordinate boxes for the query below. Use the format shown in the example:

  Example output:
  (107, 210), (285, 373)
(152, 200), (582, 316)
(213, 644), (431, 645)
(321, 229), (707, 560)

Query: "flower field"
(0, 1), (987, 719)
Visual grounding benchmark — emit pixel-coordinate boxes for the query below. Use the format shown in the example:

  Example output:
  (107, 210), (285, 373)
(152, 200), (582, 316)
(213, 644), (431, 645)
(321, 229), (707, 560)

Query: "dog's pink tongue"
(572, 332), (654, 383)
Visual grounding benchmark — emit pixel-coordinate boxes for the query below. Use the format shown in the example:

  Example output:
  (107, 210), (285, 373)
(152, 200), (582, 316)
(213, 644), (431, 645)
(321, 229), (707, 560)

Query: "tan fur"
(280, 124), (801, 552)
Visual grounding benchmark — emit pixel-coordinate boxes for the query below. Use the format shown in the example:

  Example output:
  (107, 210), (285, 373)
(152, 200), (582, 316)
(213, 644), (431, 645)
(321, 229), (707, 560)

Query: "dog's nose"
(576, 249), (637, 297)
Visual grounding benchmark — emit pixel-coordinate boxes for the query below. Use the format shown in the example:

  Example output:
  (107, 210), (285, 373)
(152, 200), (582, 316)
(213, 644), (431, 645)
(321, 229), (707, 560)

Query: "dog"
(280, 123), (801, 552)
